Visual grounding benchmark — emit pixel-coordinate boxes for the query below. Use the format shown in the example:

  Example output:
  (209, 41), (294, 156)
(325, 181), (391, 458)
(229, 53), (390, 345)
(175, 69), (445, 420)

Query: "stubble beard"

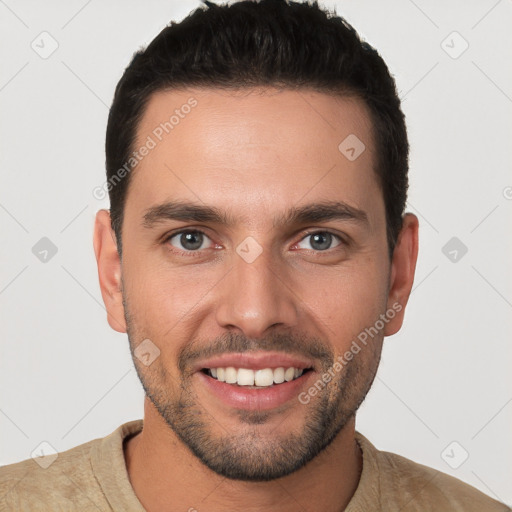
(123, 296), (381, 481)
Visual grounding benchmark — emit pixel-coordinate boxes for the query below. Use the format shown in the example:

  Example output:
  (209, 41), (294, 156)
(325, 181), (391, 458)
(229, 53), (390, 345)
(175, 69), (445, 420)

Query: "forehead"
(126, 87), (382, 228)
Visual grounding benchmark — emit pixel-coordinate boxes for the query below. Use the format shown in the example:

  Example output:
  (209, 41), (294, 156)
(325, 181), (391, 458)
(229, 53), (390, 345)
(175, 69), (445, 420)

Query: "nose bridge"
(214, 244), (298, 336)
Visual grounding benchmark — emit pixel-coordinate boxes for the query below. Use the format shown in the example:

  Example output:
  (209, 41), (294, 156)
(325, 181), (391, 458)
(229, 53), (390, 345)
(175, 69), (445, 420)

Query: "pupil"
(311, 233), (331, 251)
(181, 232), (203, 250)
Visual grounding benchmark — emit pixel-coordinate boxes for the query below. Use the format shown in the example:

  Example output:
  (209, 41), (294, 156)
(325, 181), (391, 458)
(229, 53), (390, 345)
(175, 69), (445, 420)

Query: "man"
(0, 1), (508, 510)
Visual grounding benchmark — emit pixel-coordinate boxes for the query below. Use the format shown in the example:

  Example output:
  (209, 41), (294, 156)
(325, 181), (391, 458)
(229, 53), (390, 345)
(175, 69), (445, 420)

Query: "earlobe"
(93, 209), (127, 333)
(384, 213), (419, 336)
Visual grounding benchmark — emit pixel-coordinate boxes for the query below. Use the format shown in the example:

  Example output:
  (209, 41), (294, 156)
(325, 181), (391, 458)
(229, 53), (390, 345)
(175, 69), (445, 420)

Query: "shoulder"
(0, 436), (101, 510)
(355, 432), (510, 512)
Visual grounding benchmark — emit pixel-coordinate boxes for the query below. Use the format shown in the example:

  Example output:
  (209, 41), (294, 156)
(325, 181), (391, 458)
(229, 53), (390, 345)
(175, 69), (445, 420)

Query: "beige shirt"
(0, 419), (508, 511)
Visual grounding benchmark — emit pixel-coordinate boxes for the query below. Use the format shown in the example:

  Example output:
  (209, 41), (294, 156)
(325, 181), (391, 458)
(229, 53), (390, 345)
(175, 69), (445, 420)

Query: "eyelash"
(163, 229), (347, 257)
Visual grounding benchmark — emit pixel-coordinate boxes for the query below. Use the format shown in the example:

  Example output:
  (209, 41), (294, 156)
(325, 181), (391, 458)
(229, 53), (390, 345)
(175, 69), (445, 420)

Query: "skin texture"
(94, 87), (419, 512)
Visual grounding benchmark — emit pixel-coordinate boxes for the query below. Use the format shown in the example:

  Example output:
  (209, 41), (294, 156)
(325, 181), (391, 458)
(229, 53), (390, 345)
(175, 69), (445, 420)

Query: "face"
(96, 87), (416, 481)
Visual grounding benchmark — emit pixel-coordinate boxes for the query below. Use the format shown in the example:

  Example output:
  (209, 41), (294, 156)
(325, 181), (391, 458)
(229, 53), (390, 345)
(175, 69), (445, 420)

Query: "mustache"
(178, 331), (334, 374)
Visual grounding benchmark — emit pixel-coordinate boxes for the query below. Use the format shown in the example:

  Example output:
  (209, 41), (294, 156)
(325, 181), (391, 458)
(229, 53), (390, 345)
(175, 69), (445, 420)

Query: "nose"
(214, 246), (299, 338)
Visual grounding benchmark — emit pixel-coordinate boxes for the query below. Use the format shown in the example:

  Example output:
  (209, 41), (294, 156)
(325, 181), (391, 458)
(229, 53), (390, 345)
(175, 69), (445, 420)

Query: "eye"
(296, 231), (343, 251)
(167, 230), (213, 252)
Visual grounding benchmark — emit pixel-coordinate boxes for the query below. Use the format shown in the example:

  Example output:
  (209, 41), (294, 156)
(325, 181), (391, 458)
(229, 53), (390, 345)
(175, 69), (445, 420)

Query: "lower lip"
(196, 371), (313, 411)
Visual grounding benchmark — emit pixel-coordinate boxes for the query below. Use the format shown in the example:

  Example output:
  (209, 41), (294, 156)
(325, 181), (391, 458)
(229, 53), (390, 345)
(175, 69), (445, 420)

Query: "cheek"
(304, 257), (388, 346)
(122, 255), (223, 341)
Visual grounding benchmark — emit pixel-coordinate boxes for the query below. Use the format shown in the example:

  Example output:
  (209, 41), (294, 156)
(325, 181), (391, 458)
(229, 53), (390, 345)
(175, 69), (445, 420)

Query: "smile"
(202, 366), (311, 387)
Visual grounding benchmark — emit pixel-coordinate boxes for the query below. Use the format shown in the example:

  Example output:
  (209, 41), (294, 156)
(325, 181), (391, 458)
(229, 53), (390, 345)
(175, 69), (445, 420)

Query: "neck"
(124, 398), (363, 512)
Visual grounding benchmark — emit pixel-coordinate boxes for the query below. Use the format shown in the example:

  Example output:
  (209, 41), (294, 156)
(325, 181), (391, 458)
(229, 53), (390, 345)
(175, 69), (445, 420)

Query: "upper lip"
(192, 351), (316, 373)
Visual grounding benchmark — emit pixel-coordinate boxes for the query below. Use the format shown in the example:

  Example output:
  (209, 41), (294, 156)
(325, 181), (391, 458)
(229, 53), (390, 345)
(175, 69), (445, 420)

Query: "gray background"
(1, 0), (511, 505)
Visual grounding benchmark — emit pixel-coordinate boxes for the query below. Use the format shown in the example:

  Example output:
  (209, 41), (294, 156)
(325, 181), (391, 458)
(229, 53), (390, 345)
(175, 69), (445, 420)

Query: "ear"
(93, 209), (127, 333)
(384, 213), (419, 336)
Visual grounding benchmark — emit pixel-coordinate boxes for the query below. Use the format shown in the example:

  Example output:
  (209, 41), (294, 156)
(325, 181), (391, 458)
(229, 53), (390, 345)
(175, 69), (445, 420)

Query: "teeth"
(237, 368), (254, 386)
(225, 367), (237, 384)
(207, 366), (305, 387)
(284, 367), (295, 382)
(273, 367), (285, 384)
(255, 368), (274, 387)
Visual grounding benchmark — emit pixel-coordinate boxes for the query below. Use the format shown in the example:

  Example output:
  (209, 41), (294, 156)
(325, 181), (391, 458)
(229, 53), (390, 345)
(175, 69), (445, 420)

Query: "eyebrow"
(142, 200), (369, 230)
